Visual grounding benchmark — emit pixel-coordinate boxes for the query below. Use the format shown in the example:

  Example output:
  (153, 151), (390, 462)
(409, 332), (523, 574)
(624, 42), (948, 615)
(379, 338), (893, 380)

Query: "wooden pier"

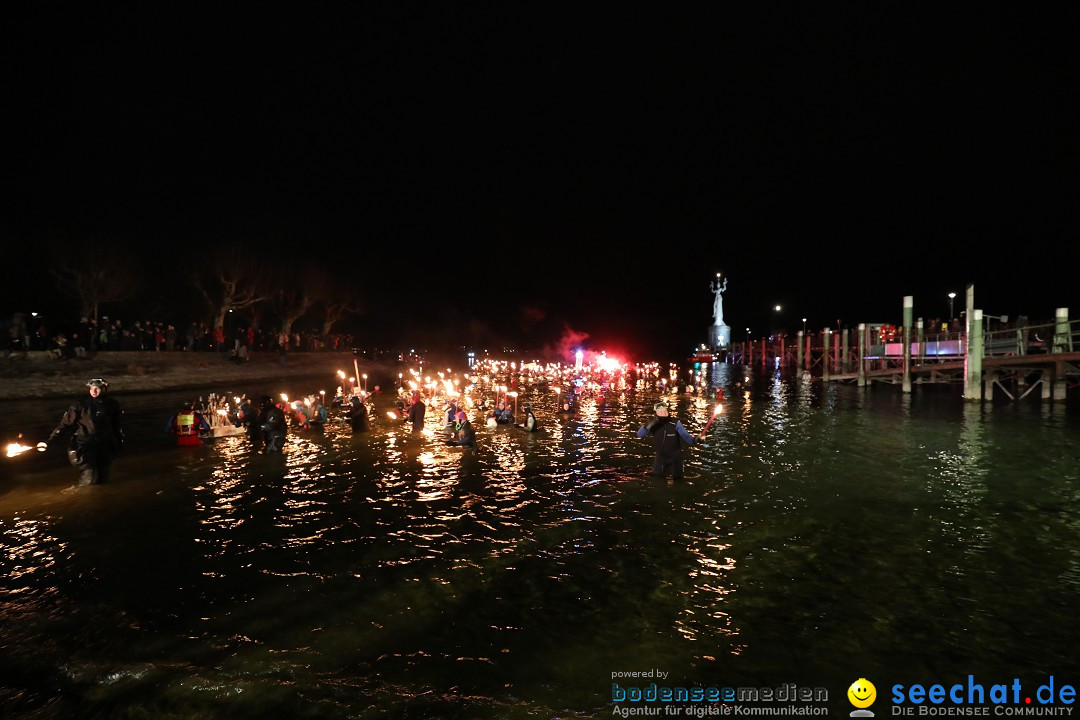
(722, 290), (1078, 402)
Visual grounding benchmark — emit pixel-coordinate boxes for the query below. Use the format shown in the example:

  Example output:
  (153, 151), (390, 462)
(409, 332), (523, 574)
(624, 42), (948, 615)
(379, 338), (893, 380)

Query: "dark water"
(1, 366), (1078, 719)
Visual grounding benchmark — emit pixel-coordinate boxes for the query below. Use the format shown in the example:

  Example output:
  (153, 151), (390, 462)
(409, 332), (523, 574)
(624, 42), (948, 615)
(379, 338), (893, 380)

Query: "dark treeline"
(1, 236), (579, 362)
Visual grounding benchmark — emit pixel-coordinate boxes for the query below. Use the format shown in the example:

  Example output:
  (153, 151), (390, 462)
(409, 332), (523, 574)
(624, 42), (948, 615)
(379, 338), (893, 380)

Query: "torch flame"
(6, 443), (34, 458)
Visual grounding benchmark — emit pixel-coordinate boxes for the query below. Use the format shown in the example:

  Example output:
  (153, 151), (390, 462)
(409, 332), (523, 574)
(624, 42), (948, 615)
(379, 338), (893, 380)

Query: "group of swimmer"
(38, 370), (713, 488)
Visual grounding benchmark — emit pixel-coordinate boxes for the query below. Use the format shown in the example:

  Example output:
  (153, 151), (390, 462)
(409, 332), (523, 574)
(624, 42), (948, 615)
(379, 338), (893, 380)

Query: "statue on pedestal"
(708, 274), (731, 351)
(710, 275), (728, 326)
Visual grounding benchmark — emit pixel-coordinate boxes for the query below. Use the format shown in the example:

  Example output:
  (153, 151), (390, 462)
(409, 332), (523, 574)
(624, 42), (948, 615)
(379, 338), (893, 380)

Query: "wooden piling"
(857, 322), (866, 387)
(963, 285), (980, 401)
(841, 328), (849, 373)
(965, 308), (984, 401)
(984, 369), (996, 400)
(822, 328), (831, 382)
(1053, 307), (1069, 400)
(916, 318), (924, 365)
(903, 296), (913, 393)
(833, 331), (840, 377)
(1055, 307), (1072, 352)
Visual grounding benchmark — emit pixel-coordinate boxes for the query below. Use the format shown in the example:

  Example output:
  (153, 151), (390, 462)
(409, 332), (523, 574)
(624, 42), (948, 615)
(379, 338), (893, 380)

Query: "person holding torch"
(42, 378), (124, 486)
(635, 400), (697, 480)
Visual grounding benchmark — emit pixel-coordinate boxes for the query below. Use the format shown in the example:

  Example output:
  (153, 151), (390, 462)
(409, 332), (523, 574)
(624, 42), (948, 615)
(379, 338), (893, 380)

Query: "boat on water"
(687, 344), (725, 364)
(201, 424), (246, 439)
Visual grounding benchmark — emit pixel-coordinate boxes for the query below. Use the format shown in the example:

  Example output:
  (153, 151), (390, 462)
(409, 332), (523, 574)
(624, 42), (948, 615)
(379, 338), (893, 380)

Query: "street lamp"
(802, 318), (807, 334)
(774, 305), (782, 312)
(948, 292), (956, 320)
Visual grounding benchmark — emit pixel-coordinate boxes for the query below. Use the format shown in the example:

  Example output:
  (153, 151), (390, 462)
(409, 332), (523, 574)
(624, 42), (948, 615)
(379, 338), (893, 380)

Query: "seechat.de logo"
(849, 678), (877, 717)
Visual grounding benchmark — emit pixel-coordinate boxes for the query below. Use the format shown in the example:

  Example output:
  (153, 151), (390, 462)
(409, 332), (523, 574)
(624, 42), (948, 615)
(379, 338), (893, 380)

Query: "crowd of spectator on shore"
(4, 311), (356, 359)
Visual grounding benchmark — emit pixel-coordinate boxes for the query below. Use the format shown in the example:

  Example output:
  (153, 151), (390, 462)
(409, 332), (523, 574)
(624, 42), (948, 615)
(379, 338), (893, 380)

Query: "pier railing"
(724, 312), (1078, 401)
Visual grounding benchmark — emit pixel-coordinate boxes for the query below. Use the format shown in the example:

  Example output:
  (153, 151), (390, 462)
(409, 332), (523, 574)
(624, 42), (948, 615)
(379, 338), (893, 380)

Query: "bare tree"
(48, 237), (142, 323)
(268, 263), (321, 337)
(193, 242), (273, 330)
(308, 267), (363, 337)
(319, 293), (363, 338)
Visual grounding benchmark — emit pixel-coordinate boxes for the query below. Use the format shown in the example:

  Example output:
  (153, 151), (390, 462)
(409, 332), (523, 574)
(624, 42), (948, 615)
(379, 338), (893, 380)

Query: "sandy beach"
(0, 350), (388, 400)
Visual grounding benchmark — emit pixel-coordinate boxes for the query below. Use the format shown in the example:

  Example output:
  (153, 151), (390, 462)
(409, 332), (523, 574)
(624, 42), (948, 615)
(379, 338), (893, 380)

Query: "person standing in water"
(165, 399), (211, 446)
(636, 401), (696, 480)
(43, 378), (124, 486)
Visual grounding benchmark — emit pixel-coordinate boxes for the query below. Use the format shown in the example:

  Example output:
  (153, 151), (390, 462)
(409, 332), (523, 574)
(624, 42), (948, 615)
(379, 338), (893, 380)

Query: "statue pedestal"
(708, 324), (730, 350)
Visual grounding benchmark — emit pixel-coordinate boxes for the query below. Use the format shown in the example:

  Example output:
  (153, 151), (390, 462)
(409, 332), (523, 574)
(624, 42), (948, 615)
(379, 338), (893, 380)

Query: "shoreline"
(0, 351), (390, 400)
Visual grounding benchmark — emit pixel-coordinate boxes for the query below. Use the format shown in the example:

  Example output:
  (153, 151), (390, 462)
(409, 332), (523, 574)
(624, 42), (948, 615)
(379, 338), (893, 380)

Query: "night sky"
(6, 10), (1078, 361)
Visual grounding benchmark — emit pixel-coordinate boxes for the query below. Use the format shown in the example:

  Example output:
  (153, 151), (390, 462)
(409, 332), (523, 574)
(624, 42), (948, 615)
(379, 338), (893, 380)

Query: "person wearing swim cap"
(447, 410), (476, 449)
(42, 378), (124, 486)
(516, 403), (540, 432)
(488, 399), (513, 425)
(636, 400), (696, 480)
(445, 398), (461, 426)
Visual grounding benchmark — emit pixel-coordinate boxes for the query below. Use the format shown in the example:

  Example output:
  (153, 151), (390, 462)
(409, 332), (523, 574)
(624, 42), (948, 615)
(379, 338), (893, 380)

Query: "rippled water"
(1, 366), (1078, 718)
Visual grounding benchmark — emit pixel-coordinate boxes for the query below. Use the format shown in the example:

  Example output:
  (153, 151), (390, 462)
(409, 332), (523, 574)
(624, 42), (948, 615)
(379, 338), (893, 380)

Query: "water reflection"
(0, 372), (1078, 717)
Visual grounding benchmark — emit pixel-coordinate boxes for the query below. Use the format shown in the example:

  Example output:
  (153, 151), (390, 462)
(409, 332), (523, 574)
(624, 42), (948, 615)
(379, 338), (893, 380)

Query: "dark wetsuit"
(48, 394), (124, 485)
(407, 400), (426, 431)
(448, 420), (476, 449)
(348, 398), (369, 431)
(262, 405), (288, 453)
(237, 400), (265, 448)
(637, 416), (695, 479)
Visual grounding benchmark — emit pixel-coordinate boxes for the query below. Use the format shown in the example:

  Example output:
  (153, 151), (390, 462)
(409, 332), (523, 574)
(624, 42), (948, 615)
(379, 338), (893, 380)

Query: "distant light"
(596, 355), (621, 371)
(774, 305), (782, 312)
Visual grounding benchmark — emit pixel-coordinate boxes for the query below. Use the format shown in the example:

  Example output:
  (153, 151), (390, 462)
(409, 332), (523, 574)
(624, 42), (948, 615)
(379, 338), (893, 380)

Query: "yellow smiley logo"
(848, 678), (876, 708)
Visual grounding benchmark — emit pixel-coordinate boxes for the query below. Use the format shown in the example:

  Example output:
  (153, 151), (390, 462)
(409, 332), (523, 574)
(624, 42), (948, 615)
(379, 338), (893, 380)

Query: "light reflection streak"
(2, 361), (1077, 709)
(0, 516), (66, 585)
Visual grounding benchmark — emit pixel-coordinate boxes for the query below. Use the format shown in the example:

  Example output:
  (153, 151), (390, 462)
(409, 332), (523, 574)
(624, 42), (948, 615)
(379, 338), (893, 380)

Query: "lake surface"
(1, 365), (1078, 718)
